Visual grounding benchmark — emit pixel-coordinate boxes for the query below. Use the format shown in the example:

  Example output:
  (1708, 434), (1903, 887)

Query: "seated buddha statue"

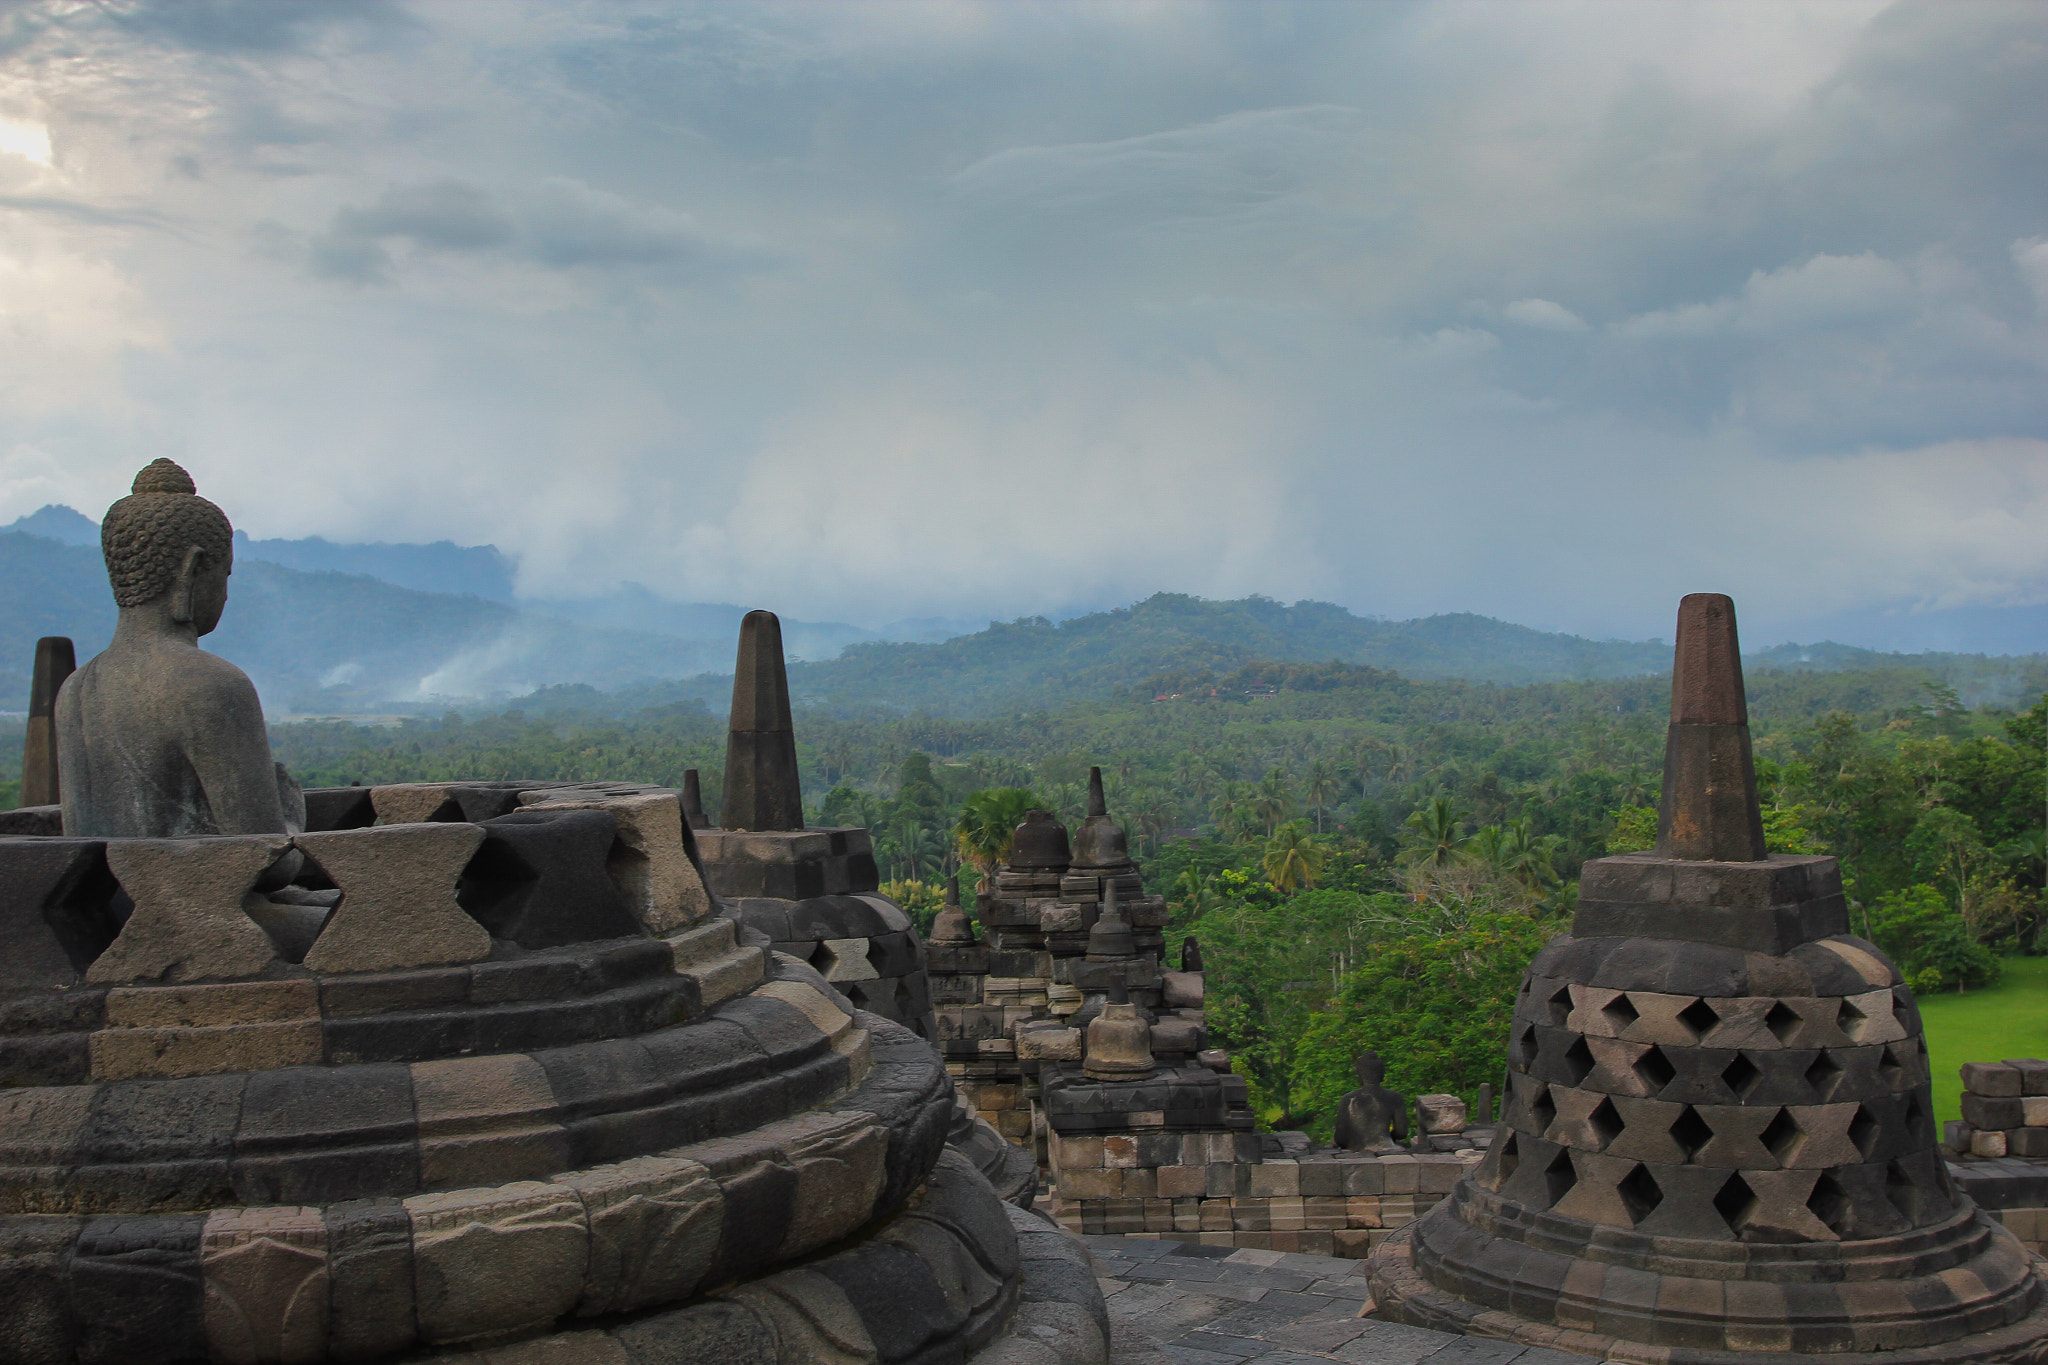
(1332, 1049), (1410, 1154)
(56, 460), (302, 840)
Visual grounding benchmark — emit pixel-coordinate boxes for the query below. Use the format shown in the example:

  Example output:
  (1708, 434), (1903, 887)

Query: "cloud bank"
(0, 0), (2043, 647)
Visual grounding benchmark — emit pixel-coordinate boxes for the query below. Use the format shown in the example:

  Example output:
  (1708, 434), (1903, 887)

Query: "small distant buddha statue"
(1332, 1050), (1410, 1154)
(56, 460), (302, 839)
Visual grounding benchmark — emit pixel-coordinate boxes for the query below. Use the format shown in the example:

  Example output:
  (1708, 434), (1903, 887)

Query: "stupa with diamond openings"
(1367, 593), (2048, 1363)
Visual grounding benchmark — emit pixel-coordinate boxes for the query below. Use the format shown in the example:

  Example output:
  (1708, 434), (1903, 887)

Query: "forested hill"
(762, 593), (2042, 717)
(771, 595), (1667, 712)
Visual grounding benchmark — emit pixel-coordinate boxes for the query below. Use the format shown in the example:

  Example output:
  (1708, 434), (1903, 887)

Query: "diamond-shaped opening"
(807, 940), (839, 973)
(1545, 983), (1573, 1027)
(1562, 1036), (1595, 1086)
(1670, 1105), (1714, 1162)
(1492, 1131), (1521, 1189)
(1879, 1044), (1907, 1089)
(1903, 1092), (1927, 1137)
(1714, 1172), (1759, 1236)
(1617, 1163), (1663, 1225)
(1677, 997), (1719, 1039)
(1601, 993), (1641, 1032)
(1885, 1160), (1920, 1226)
(1531, 1085), (1558, 1134)
(1807, 1171), (1851, 1235)
(1848, 1104), (1879, 1160)
(1720, 1052), (1759, 1100)
(1805, 1051), (1845, 1102)
(1761, 1108), (1805, 1164)
(1587, 1096), (1624, 1150)
(1542, 1149), (1577, 1207)
(841, 981), (871, 1010)
(1513, 1024), (1539, 1070)
(1636, 1044), (1677, 1094)
(1764, 1000), (1802, 1043)
(1837, 996), (1870, 1043)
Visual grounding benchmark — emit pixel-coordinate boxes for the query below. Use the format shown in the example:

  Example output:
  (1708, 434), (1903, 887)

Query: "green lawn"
(1918, 956), (2048, 1125)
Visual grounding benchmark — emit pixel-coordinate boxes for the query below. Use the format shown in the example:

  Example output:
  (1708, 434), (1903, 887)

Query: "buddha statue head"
(102, 459), (235, 635)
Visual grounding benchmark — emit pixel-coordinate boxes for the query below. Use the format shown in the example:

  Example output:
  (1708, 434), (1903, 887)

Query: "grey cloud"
(101, 0), (411, 55)
(308, 175), (761, 282)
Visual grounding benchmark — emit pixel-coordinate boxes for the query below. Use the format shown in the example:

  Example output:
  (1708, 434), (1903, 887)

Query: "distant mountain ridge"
(1, 509), (2039, 718)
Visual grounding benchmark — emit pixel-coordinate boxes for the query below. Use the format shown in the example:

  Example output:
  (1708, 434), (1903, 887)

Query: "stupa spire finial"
(720, 610), (804, 831)
(1654, 593), (1767, 862)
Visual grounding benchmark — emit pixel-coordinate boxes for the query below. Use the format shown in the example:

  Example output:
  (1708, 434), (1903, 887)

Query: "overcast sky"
(1, 0), (2044, 644)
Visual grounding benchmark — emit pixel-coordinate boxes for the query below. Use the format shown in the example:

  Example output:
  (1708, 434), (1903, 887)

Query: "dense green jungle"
(235, 656), (2044, 1140)
(2, 651), (2040, 1142)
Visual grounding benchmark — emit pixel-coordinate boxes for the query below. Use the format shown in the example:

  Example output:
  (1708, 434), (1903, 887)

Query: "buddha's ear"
(169, 545), (205, 624)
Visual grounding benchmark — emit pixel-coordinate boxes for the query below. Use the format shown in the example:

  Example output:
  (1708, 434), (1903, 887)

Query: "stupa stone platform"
(0, 779), (1103, 1362)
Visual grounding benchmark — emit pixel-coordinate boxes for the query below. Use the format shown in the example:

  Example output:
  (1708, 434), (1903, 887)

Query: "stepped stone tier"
(929, 769), (1179, 1151)
(691, 612), (934, 1039)
(1367, 594), (2048, 1363)
(0, 777), (1106, 1363)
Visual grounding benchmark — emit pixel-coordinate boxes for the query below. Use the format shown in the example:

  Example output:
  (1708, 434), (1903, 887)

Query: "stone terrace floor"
(1079, 1235), (1600, 1365)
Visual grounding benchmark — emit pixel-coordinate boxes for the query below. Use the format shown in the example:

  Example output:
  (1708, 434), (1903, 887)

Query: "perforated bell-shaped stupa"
(1367, 593), (2048, 1363)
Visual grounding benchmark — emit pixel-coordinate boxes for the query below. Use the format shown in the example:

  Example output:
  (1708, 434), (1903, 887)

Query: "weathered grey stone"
(199, 1205), (329, 1365)
(410, 1053), (570, 1189)
(0, 838), (121, 988)
(554, 1154), (722, 1316)
(720, 611), (803, 832)
(405, 1181), (589, 1346)
(88, 835), (290, 984)
(92, 979), (322, 1081)
(520, 791), (706, 934)
(324, 1199), (416, 1361)
(721, 1268), (877, 1365)
(56, 461), (299, 842)
(370, 784), (461, 826)
(458, 808), (641, 948)
(21, 635), (74, 808)
(298, 824), (490, 974)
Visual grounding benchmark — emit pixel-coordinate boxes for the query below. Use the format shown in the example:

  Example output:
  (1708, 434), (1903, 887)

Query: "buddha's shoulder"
(87, 646), (261, 704)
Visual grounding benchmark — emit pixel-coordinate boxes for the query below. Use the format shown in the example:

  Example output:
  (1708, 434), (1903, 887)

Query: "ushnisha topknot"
(100, 458), (233, 608)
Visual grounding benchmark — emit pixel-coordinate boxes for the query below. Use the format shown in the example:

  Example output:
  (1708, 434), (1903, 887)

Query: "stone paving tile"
(1083, 1235), (1604, 1365)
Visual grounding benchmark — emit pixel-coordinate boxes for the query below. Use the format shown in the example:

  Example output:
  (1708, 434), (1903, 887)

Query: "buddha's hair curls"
(100, 459), (233, 608)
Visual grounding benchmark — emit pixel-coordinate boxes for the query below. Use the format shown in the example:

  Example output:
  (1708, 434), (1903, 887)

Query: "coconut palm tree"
(1305, 759), (1340, 834)
(1402, 796), (1466, 869)
(1251, 767), (1297, 837)
(953, 786), (1040, 885)
(1211, 782), (1253, 843)
(1262, 820), (1326, 893)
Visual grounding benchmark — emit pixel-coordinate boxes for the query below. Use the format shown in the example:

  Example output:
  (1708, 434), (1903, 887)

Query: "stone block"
(722, 1268), (878, 1365)
(692, 1134), (799, 1283)
(0, 1214), (80, 1365)
(1964, 1062), (2024, 1098)
(1964, 1093), (2027, 1131)
(1973, 1128), (2011, 1157)
(411, 1053), (570, 1188)
(89, 837), (290, 984)
(324, 1199), (416, 1361)
(372, 785), (462, 825)
(93, 979), (323, 1081)
(1416, 1093), (1467, 1134)
(554, 1154), (722, 1315)
(0, 1084), (91, 1211)
(2008, 1127), (2048, 1158)
(0, 839), (121, 989)
(459, 809), (641, 949)
(406, 1181), (589, 1345)
(71, 1214), (207, 1364)
(72, 1074), (243, 1212)
(1060, 1168), (1120, 1200)
(1249, 1163), (1300, 1198)
(1156, 1164), (1206, 1199)
(201, 1205), (329, 1365)
(2009, 1059), (2048, 1096)
(778, 1111), (888, 1258)
(234, 1063), (419, 1206)
(299, 825), (489, 974)
(521, 791), (706, 934)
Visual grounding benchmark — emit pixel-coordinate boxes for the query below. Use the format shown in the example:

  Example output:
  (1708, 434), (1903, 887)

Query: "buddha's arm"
(184, 667), (289, 834)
